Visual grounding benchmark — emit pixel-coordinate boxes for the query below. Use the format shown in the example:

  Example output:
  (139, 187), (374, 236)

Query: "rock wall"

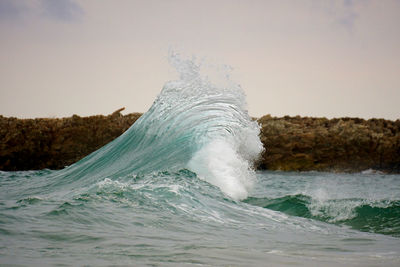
(1, 111), (399, 173)
(0, 109), (141, 171)
(257, 115), (400, 173)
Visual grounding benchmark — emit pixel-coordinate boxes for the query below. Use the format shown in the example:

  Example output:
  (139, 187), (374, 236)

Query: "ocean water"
(1, 54), (399, 266)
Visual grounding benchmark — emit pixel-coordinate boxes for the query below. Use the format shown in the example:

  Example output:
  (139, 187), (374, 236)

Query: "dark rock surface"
(257, 115), (400, 173)
(1, 111), (399, 173)
(0, 109), (141, 171)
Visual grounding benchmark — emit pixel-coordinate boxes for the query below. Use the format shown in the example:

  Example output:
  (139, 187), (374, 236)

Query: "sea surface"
(1, 54), (399, 266)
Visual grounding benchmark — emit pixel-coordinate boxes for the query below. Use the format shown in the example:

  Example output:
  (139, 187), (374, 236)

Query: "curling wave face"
(44, 52), (263, 200)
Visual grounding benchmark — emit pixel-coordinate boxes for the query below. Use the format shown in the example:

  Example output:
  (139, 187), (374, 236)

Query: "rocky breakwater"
(0, 108), (141, 171)
(257, 115), (400, 173)
(1, 111), (399, 173)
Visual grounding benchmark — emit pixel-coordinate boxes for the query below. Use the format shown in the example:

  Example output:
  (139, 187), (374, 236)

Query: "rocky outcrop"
(257, 115), (400, 173)
(0, 109), (141, 171)
(1, 112), (399, 173)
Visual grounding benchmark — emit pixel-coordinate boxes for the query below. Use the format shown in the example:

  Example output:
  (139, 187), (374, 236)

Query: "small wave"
(17, 196), (44, 205)
(361, 169), (385, 175)
(245, 195), (400, 237)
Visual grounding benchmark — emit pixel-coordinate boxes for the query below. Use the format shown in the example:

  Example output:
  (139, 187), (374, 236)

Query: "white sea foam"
(188, 138), (254, 200)
(187, 118), (263, 200)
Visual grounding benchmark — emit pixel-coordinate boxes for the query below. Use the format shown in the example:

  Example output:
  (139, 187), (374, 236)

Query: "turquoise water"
(1, 170), (400, 266)
(1, 54), (399, 266)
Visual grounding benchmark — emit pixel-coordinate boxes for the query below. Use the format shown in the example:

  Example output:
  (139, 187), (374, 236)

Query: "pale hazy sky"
(0, 0), (399, 119)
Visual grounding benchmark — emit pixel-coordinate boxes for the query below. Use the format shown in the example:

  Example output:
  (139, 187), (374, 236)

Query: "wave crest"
(57, 52), (263, 200)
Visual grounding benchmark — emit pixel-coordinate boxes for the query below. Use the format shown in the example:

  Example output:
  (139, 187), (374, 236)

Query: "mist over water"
(0, 54), (399, 266)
